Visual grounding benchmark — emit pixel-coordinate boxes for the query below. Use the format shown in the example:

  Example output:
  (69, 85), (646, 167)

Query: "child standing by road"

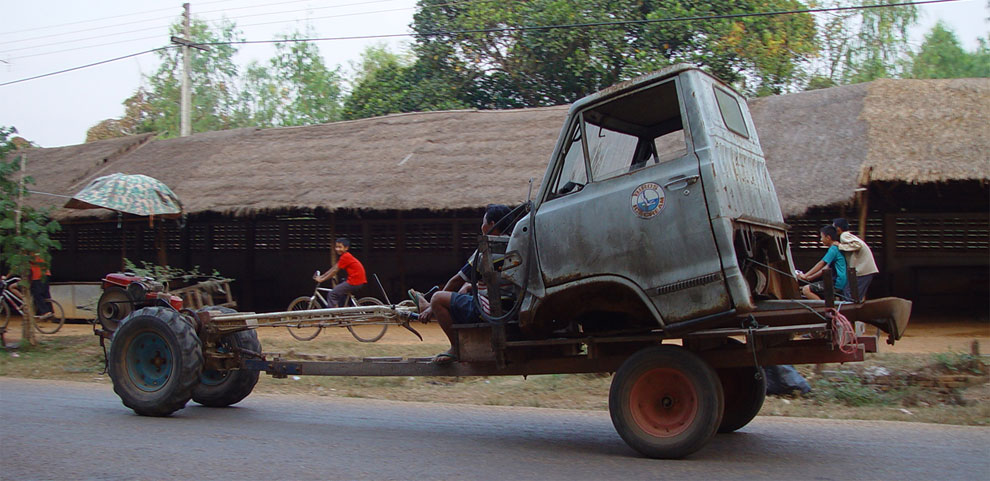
(314, 238), (367, 307)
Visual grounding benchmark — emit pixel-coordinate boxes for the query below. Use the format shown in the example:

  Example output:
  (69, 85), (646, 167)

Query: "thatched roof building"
(19, 78), (987, 221)
(751, 77), (989, 217)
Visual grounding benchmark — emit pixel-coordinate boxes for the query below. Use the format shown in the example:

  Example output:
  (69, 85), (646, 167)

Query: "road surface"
(1, 378), (987, 480)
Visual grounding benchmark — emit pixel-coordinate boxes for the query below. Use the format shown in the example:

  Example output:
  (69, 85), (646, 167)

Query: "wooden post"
(857, 190), (869, 240)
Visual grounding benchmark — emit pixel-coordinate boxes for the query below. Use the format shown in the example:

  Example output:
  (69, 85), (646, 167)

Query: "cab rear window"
(713, 87), (749, 138)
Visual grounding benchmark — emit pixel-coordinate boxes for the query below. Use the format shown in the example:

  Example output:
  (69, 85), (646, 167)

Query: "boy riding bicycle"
(314, 238), (367, 307)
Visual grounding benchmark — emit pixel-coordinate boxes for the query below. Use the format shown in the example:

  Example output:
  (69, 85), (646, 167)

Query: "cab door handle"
(663, 175), (700, 190)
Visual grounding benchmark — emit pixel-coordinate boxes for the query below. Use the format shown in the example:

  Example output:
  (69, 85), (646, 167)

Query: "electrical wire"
(0, 47), (171, 87)
(192, 0), (961, 47)
(1, 0), (444, 61)
(0, 0), (415, 49)
(0, 0), (962, 87)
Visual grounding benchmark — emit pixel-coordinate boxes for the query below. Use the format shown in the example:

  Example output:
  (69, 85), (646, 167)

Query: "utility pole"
(170, 3), (209, 137)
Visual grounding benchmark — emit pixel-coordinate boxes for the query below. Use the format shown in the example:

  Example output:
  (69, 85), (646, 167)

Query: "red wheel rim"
(629, 367), (698, 437)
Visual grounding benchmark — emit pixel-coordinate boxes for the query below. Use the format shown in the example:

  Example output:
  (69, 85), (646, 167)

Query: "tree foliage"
(410, 0), (818, 106)
(808, 0), (918, 86)
(240, 31), (345, 127)
(0, 126), (61, 344)
(908, 22), (990, 79)
(86, 18), (245, 141)
(85, 90), (154, 142)
(342, 45), (468, 120)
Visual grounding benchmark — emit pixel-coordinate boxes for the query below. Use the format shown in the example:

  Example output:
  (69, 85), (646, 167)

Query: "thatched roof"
(16, 78), (988, 220)
(752, 77), (989, 216)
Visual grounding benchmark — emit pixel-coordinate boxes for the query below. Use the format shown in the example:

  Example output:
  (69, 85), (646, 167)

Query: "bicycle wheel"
(0, 301), (10, 330)
(286, 296), (322, 341)
(35, 299), (65, 334)
(346, 297), (387, 342)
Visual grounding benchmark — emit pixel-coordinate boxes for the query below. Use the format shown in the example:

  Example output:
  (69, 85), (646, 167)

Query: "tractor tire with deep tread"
(108, 307), (203, 416)
(346, 297), (388, 342)
(609, 345), (724, 459)
(716, 338), (767, 433)
(192, 306), (261, 407)
(98, 286), (134, 332)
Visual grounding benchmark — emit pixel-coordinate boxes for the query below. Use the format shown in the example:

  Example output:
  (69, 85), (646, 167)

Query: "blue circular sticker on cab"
(631, 182), (665, 219)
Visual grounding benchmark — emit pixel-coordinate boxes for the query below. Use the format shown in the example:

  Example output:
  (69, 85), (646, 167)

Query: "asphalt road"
(1, 378), (988, 480)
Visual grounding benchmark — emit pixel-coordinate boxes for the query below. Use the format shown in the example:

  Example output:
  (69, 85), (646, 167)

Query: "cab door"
(533, 77), (731, 323)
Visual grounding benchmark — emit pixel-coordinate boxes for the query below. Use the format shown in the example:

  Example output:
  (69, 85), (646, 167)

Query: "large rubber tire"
(286, 296), (322, 341)
(716, 339), (767, 433)
(609, 345), (724, 459)
(0, 301), (10, 329)
(346, 297), (388, 342)
(98, 286), (134, 332)
(34, 299), (65, 334)
(108, 307), (203, 417)
(192, 306), (261, 407)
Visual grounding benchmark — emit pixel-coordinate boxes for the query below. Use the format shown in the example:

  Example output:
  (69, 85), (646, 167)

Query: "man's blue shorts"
(449, 292), (481, 324)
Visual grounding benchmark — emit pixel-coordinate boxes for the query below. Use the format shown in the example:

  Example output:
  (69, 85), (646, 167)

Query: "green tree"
(908, 22), (990, 78)
(342, 45), (468, 120)
(85, 89), (155, 142)
(142, 18), (244, 137)
(86, 18), (245, 139)
(240, 31), (345, 127)
(809, 0), (918, 86)
(0, 127), (61, 346)
(410, 0), (818, 106)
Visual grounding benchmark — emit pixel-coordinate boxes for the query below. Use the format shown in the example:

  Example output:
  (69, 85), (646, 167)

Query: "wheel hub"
(629, 368), (699, 437)
(126, 331), (173, 392)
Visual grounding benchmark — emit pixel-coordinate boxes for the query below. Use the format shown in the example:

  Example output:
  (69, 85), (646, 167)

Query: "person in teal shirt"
(798, 225), (848, 300)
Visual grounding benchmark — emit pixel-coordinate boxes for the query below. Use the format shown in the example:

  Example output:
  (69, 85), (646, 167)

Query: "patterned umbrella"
(65, 173), (182, 218)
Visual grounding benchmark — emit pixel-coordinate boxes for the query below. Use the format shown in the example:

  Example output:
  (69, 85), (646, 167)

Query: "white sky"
(1, 0), (986, 148)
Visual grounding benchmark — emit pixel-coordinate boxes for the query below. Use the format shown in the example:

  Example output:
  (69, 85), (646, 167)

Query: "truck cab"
(505, 65), (799, 336)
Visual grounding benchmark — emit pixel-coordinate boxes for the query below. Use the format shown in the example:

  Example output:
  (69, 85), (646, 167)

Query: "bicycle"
(285, 272), (387, 342)
(0, 276), (66, 334)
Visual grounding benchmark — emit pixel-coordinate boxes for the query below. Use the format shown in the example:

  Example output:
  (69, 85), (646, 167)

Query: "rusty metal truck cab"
(506, 64), (796, 335)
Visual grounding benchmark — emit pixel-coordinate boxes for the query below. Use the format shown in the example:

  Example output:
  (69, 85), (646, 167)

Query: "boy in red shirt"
(314, 238), (367, 307)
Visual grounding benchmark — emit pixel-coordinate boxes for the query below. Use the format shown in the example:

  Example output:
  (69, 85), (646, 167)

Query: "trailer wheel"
(108, 307), (203, 416)
(716, 339), (766, 433)
(98, 286), (134, 332)
(609, 345), (723, 459)
(192, 307), (261, 407)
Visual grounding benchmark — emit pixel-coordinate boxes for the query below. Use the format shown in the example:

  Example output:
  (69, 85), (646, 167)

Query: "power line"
(0, 47), (171, 87)
(0, 7), (177, 37)
(0, 0), (246, 37)
(0, 0), (419, 59)
(2, 0), (457, 62)
(194, 0), (960, 47)
(6, 34), (166, 62)
(0, 0), (962, 87)
(0, 0), (408, 48)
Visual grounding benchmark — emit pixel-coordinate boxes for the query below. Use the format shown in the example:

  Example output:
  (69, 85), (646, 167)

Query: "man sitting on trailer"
(412, 204), (513, 364)
(797, 225), (848, 301)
